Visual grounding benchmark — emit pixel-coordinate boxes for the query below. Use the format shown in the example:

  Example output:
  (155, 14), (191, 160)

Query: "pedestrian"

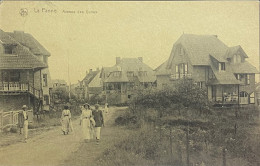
(92, 104), (104, 144)
(61, 105), (71, 135)
(18, 110), (24, 134)
(80, 103), (94, 143)
(21, 105), (29, 143)
(104, 103), (109, 113)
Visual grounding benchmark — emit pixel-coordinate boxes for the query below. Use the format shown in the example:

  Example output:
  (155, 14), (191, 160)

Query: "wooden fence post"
(170, 127), (173, 156)
(0, 111), (3, 132)
(186, 127), (190, 166)
(11, 111), (13, 125)
(222, 147), (226, 166)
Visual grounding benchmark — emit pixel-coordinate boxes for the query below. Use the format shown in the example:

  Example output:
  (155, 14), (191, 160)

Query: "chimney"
(89, 69), (93, 73)
(138, 57), (143, 62)
(96, 67), (100, 71)
(116, 57), (121, 65)
(86, 70), (88, 75)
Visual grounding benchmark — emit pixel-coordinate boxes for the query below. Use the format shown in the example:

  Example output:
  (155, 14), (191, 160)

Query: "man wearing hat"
(22, 105), (29, 142)
(92, 104), (104, 144)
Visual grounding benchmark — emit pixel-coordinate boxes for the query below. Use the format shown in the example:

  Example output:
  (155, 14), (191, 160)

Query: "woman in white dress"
(61, 105), (71, 135)
(80, 103), (93, 142)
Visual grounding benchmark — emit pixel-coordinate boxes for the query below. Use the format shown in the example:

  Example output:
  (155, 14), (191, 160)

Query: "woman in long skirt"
(61, 105), (71, 135)
(80, 103), (93, 142)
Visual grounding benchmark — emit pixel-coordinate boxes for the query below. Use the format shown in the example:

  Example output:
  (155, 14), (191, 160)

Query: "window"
(235, 74), (241, 80)
(127, 71), (134, 77)
(246, 74), (250, 85)
(175, 63), (188, 78)
(240, 91), (248, 97)
(249, 93), (255, 104)
(198, 82), (203, 88)
(43, 74), (48, 87)
(139, 71), (147, 77)
(44, 95), (49, 105)
(184, 64), (188, 74)
(219, 63), (225, 71)
(113, 71), (121, 77)
(233, 54), (241, 64)
(175, 65), (179, 79)
(4, 46), (13, 54)
(128, 95), (131, 99)
(9, 71), (20, 82)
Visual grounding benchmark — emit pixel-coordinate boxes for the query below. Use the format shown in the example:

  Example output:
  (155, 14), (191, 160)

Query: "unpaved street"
(0, 107), (125, 166)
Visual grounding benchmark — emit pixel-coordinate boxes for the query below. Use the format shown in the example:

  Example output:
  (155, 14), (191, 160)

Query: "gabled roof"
(225, 45), (248, 59)
(0, 29), (17, 45)
(83, 70), (100, 85)
(104, 71), (129, 83)
(229, 61), (258, 74)
(7, 31), (50, 56)
(103, 57), (156, 83)
(155, 61), (171, 76)
(0, 30), (47, 70)
(166, 34), (229, 67)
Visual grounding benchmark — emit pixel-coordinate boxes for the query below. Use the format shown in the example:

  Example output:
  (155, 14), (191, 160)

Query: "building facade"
(101, 57), (156, 104)
(0, 30), (51, 112)
(156, 34), (258, 106)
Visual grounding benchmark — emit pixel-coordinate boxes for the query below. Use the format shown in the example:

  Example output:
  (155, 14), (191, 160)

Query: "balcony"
(170, 73), (192, 80)
(0, 82), (42, 99)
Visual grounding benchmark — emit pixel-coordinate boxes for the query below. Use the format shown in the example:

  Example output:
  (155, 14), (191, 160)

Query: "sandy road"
(0, 107), (123, 166)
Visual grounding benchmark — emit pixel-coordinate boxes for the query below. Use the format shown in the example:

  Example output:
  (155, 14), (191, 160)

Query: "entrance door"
(239, 91), (249, 105)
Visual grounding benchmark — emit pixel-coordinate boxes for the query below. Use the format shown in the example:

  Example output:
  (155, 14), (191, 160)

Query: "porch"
(209, 84), (240, 105)
(0, 82), (42, 99)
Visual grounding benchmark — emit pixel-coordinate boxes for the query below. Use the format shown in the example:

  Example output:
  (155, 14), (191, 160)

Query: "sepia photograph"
(0, 1), (259, 166)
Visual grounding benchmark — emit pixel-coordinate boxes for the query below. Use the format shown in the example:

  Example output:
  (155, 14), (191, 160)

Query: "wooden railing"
(0, 111), (19, 132)
(170, 73), (192, 80)
(0, 82), (42, 99)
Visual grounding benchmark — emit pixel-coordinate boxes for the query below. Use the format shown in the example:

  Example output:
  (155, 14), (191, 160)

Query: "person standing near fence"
(92, 104), (104, 144)
(18, 110), (24, 134)
(22, 105), (29, 143)
(61, 105), (71, 135)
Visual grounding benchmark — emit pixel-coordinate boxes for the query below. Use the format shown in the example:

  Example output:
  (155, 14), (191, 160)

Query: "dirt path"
(0, 107), (127, 166)
(60, 107), (130, 166)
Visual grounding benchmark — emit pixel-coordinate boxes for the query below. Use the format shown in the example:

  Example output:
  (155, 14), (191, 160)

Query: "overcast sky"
(0, 1), (259, 84)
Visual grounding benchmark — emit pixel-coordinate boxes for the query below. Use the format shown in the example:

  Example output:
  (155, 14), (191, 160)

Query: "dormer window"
(139, 71), (147, 76)
(4, 46), (14, 54)
(113, 71), (121, 77)
(127, 71), (134, 77)
(233, 54), (241, 63)
(219, 62), (225, 71)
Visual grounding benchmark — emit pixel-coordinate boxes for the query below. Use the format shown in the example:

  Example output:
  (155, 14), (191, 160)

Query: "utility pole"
(68, 52), (71, 100)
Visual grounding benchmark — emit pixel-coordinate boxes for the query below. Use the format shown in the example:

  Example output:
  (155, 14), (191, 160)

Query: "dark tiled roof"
(7, 31), (50, 56)
(229, 61), (258, 74)
(0, 30), (47, 70)
(167, 34), (229, 67)
(0, 29), (17, 45)
(104, 58), (155, 83)
(83, 70), (100, 85)
(225, 45), (248, 59)
(104, 71), (129, 83)
(157, 34), (258, 85)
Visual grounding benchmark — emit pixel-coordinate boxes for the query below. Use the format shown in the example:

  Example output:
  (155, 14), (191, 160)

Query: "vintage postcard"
(0, 1), (259, 166)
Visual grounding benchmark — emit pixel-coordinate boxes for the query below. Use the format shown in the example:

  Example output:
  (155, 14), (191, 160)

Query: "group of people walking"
(60, 103), (105, 144)
(18, 103), (106, 144)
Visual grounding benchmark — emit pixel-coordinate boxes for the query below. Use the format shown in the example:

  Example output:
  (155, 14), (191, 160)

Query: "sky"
(0, 1), (259, 84)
